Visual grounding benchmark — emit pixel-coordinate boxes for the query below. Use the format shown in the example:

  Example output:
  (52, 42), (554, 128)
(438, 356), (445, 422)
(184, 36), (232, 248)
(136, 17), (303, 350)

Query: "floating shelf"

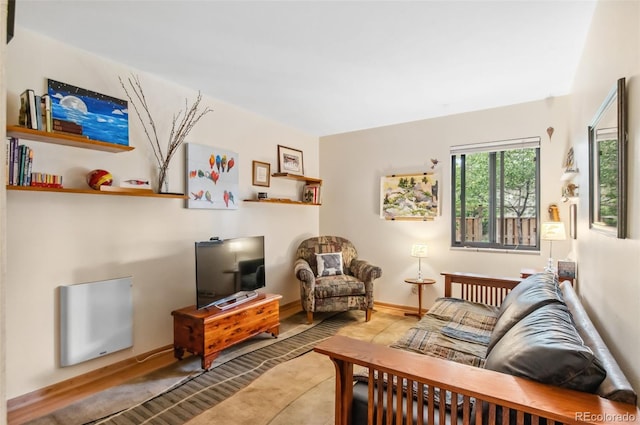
(271, 173), (322, 184)
(6, 125), (134, 153)
(7, 185), (187, 199)
(243, 198), (320, 206)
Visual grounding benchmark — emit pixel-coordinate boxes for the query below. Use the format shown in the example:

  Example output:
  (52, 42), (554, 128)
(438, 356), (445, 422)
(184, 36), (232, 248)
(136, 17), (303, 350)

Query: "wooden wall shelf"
(7, 125), (134, 153)
(243, 198), (320, 206)
(271, 173), (322, 184)
(7, 185), (187, 199)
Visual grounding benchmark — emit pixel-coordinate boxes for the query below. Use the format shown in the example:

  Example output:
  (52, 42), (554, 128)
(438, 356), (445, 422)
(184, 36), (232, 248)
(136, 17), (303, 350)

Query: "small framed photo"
(277, 145), (304, 176)
(252, 160), (270, 187)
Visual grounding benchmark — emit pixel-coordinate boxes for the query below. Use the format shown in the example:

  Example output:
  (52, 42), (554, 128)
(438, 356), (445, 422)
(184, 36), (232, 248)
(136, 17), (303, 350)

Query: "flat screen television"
(194, 236), (265, 309)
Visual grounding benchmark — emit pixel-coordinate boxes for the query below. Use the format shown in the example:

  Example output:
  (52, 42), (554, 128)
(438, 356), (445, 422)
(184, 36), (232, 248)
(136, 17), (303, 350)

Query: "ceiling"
(14, 1), (597, 137)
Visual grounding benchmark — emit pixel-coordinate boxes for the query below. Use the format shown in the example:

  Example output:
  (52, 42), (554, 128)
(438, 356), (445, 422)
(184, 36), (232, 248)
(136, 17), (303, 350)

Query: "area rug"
(87, 314), (352, 425)
(27, 310), (415, 425)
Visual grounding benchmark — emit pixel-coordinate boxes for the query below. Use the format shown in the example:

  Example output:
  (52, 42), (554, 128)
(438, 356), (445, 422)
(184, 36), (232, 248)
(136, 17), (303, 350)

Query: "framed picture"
(185, 143), (239, 210)
(380, 172), (440, 220)
(570, 203), (577, 239)
(47, 79), (129, 146)
(277, 145), (304, 176)
(252, 160), (270, 187)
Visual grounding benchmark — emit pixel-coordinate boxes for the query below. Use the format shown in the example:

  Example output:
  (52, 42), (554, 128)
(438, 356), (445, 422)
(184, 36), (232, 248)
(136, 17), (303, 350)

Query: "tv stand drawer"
(171, 293), (282, 369)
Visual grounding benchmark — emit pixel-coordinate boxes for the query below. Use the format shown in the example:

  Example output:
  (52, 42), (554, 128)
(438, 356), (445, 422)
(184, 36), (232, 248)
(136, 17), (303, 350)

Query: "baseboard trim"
(374, 301), (416, 316)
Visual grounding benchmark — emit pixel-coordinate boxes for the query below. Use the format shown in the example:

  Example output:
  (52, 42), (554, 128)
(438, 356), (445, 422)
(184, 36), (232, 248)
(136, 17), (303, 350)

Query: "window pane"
(463, 152), (490, 243)
(451, 142), (539, 251)
(502, 149), (537, 246)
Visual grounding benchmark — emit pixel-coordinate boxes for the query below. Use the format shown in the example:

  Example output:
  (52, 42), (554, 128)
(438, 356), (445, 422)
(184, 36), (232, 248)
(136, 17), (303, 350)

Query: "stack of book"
(302, 183), (321, 204)
(19, 88), (82, 136)
(6, 137), (63, 188)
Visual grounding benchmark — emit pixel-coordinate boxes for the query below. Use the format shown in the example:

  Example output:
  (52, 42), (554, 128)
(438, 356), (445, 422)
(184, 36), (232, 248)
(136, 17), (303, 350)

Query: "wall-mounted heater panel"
(60, 276), (133, 367)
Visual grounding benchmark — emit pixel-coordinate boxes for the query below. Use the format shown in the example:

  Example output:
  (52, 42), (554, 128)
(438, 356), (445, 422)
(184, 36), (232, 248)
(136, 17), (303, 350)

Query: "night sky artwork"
(47, 79), (129, 146)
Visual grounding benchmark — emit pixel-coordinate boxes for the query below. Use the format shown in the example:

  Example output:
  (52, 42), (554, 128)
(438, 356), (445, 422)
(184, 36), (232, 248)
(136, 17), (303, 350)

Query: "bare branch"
(119, 74), (213, 191)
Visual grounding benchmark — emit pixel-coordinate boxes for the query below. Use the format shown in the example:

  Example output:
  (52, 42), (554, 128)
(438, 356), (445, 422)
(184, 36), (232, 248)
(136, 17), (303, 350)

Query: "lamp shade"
(411, 243), (429, 258)
(540, 222), (566, 241)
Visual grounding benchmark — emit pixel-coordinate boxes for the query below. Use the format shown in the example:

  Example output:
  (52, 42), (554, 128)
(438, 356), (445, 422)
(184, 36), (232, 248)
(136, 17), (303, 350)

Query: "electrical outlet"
(411, 285), (418, 295)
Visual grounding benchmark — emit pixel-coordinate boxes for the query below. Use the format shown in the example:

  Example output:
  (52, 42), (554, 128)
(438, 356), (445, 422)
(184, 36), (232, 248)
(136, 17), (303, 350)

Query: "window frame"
(450, 137), (541, 251)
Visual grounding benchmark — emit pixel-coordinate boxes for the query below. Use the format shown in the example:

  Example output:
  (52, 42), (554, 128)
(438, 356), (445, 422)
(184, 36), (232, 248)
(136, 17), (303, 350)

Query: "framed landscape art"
(380, 172), (440, 220)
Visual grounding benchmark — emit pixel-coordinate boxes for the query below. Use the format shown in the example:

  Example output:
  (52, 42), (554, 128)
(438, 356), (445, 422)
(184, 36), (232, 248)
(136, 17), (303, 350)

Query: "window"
(451, 137), (540, 250)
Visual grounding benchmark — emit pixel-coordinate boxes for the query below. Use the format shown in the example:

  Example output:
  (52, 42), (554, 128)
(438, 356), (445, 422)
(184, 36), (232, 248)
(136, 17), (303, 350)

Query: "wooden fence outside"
(456, 217), (537, 246)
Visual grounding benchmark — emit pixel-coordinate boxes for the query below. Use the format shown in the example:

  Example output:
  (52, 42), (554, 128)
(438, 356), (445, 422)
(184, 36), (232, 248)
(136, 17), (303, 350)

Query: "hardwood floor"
(7, 302), (409, 425)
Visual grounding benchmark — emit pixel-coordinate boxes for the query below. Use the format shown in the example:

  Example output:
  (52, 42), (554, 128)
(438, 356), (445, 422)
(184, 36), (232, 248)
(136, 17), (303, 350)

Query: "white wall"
(569, 0), (640, 394)
(1, 0), (9, 423)
(320, 97), (573, 308)
(4, 28), (319, 398)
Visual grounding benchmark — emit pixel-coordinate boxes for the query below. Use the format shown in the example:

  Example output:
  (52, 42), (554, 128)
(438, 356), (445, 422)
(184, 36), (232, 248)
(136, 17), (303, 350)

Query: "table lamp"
(411, 243), (429, 282)
(540, 222), (566, 274)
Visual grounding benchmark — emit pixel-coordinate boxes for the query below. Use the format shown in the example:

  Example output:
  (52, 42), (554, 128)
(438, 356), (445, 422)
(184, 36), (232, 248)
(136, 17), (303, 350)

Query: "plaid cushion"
(390, 297), (499, 368)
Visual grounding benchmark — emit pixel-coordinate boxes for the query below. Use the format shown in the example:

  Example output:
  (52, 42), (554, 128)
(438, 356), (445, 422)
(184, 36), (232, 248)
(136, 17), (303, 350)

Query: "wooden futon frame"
(314, 272), (640, 425)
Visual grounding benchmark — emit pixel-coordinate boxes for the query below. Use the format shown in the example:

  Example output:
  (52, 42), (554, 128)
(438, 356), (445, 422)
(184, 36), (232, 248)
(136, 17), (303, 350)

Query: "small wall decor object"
(569, 204), (577, 239)
(546, 126), (554, 141)
(185, 143), (238, 210)
(119, 74), (213, 193)
(86, 169), (113, 190)
(48, 79), (129, 146)
(252, 160), (270, 187)
(277, 145), (304, 176)
(380, 172), (439, 220)
(548, 204), (560, 221)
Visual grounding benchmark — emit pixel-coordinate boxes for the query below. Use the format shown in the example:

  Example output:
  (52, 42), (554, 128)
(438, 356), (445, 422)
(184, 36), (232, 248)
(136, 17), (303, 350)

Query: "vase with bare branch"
(119, 74), (213, 193)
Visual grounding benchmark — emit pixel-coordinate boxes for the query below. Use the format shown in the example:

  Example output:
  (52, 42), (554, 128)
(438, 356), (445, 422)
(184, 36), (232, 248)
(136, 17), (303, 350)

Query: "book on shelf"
(52, 118), (83, 135)
(19, 89), (38, 130)
(41, 94), (53, 132)
(302, 183), (321, 204)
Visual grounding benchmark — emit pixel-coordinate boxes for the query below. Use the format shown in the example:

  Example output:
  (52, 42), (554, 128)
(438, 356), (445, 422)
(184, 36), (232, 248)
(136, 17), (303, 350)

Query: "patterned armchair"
(294, 236), (382, 324)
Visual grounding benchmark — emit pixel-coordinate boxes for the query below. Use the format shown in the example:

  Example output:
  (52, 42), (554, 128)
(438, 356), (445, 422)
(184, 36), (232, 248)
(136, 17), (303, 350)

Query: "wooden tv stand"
(171, 293), (282, 369)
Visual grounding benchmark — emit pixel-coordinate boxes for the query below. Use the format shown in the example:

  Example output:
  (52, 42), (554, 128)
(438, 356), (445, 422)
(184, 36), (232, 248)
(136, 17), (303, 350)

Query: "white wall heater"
(60, 276), (133, 367)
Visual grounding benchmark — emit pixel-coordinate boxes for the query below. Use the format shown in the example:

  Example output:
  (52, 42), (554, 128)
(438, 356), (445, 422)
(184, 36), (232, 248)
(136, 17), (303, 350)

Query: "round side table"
(404, 278), (436, 318)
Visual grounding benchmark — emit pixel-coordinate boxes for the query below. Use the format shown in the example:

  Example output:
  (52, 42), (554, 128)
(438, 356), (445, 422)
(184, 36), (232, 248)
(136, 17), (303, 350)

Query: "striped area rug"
(87, 314), (351, 425)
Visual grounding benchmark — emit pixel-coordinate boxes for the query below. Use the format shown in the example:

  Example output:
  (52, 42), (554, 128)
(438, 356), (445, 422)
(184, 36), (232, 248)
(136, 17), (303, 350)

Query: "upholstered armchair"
(294, 236), (382, 324)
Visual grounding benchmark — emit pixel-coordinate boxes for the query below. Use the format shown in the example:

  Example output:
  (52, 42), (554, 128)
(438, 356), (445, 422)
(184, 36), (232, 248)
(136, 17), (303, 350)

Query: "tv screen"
(195, 236), (265, 309)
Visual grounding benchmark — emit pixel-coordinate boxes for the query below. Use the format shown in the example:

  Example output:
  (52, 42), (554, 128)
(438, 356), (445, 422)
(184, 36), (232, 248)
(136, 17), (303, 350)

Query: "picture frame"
(185, 143), (239, 210)
(277, 145), (304, 176)
(380, 172), (440, 220)
(47, 79), (129, 146)
(252, 160), (270, 187)
(570, 203), (577, 239)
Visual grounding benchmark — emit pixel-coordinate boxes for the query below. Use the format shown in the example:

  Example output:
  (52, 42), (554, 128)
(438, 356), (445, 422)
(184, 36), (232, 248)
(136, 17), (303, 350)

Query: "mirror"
(589, 77), (627, 238)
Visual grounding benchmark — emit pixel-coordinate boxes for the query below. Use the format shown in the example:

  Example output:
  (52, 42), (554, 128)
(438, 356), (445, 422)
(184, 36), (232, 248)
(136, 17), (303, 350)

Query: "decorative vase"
(157, 166), (169, 193)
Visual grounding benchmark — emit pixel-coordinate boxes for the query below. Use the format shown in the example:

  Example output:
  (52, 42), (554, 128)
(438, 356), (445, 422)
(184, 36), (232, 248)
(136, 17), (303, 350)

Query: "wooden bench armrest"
(315, 335), (640, 425)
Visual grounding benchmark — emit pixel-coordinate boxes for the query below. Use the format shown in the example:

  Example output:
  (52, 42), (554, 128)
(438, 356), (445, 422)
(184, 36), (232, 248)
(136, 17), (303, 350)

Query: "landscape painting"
(186, 143), (239, 210)
(380, 172), (439, 220)
(47, 79), (129, 146)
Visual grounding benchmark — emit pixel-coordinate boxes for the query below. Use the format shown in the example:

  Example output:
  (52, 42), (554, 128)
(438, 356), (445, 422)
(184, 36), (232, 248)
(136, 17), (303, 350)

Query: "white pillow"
(315, 252), (344, 277)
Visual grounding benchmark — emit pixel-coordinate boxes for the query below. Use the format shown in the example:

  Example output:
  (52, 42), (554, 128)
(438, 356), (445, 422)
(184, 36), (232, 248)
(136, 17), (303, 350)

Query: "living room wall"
(568, 0), (640, 395)
(319, 97), (573, 309)
(3, 28), (319, 398)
